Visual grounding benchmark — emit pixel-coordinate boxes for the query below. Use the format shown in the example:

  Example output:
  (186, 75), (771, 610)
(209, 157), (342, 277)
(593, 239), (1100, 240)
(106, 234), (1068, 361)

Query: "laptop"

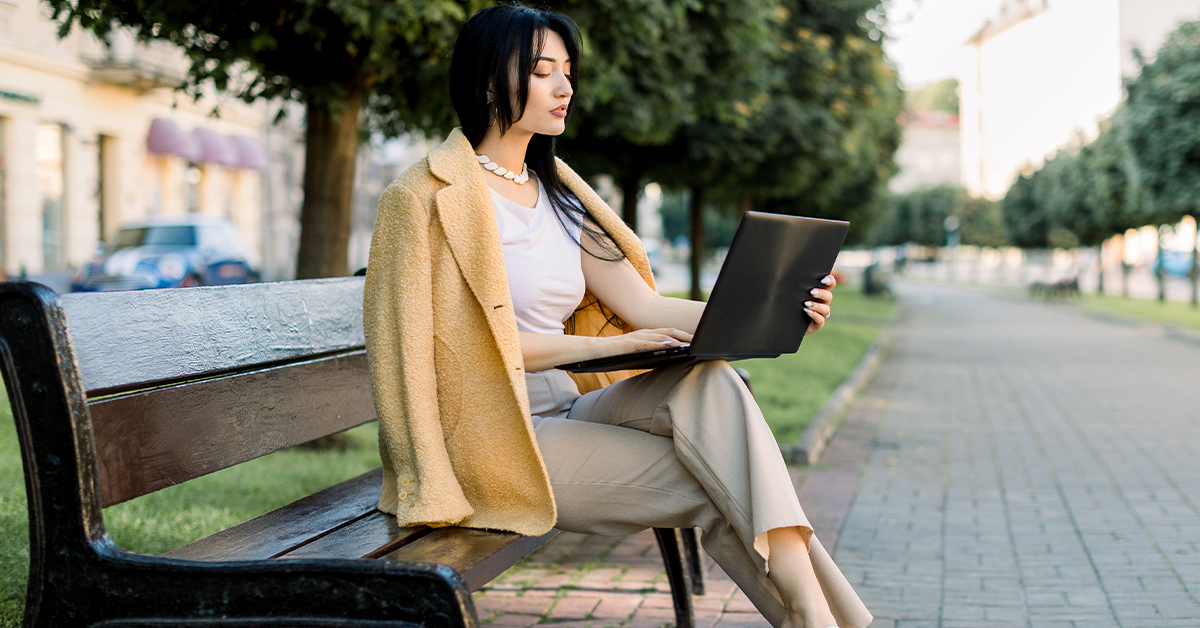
(555, 212), (850, 373)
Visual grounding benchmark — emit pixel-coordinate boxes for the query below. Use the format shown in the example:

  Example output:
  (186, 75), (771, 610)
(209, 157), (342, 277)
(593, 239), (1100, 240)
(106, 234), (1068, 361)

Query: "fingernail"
(805, 301), (815, 308)
(810, 288), (820, 296)
(822, 276), (833, 284)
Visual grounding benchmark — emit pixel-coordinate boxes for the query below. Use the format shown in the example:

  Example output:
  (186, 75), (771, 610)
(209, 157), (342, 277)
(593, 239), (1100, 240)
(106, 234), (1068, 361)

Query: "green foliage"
(1000, 118), (1139, 249)
(46, 0), (483, 136)
(873, 185), (1001, 247)
(0, 398), (382, 626)
(905, 78), (959, 115)
(561, 0), (902, 238)
(715, 0), (903, 229)
(658, 192), (739, 252)
(1123, 20), (1200, 224)
(1001, 169), (1048, 248)
(1000, 19), (1200, 250)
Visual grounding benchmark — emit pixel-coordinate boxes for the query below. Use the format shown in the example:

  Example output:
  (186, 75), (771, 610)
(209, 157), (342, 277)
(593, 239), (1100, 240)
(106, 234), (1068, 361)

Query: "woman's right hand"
(602, 328), (693, 357)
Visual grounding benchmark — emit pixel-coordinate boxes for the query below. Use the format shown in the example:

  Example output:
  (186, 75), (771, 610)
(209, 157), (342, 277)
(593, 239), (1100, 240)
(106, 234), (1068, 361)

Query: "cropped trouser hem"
(526, 361), (872, 628)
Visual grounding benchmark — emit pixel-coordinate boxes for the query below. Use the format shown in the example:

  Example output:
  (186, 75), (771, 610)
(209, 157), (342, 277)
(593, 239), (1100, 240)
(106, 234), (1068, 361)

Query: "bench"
(0, 278), (705, 628)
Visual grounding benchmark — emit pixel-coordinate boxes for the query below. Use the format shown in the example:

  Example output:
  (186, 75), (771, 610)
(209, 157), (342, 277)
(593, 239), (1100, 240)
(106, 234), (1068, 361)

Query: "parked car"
(73, 215), (258, 292)
(1154, 250), (1195, 277)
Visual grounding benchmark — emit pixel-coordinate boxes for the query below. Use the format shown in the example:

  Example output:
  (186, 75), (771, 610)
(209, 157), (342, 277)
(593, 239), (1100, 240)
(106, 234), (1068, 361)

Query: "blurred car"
(1154, 250), (1196, 277)
(73, 215), (259, 292)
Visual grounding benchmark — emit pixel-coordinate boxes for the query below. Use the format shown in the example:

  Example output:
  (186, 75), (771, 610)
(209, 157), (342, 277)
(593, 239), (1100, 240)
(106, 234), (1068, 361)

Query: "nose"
(555, 73), (573, 99)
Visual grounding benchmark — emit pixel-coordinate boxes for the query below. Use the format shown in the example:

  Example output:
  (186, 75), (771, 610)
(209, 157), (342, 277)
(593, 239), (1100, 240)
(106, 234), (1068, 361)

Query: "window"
(109, 225), (197, 252)
(37, 123), (65, 269)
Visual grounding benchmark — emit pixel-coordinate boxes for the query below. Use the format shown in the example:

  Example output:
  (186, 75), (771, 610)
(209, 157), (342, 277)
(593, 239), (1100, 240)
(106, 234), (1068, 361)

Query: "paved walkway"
(474, 280), (1200, 628)
(838, 281), (1200, 628)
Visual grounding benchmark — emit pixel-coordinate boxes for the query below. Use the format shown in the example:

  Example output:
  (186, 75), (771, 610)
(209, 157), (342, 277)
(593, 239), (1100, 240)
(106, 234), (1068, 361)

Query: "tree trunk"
(620, 175), (641, 233)
(296, 90), (363, 279)
(1095, 251), (1105, 296)
(1192, 216), (1199, 308)
(689, 185), (706, 301)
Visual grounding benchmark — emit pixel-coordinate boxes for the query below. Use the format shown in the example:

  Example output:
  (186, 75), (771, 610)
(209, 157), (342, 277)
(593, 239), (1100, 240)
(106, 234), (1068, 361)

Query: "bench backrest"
(35, 278), (375, 507)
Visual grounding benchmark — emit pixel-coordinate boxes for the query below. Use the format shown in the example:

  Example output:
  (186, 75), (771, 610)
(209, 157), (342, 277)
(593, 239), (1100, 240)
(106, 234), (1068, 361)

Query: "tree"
(872, 185), (999, 247)
(905, 78), (958, 115)
(1122, 19), (1200, 304)
(653, 0), (902, 297)
(50, 0), (481, 278)
(553, 0), (779, 231)
(1002, 169), (1049, 249)
(735, 0), (902, 234)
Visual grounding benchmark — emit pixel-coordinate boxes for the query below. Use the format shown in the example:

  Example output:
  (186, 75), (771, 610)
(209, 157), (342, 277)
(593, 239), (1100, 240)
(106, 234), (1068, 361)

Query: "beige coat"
(363, 128), (656, 535)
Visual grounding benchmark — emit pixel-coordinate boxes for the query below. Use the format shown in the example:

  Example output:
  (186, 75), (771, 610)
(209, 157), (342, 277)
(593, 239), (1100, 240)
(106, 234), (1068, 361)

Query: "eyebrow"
(533, 56), (569, 64)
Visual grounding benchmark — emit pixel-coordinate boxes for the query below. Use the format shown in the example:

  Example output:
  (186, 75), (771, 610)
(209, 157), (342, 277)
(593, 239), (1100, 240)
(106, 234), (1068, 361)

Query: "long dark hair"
(449, 4), (623, 260)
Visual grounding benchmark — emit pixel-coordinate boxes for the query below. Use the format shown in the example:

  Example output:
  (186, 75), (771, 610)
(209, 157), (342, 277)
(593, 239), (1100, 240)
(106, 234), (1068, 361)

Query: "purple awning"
(191, 128), (239, 167)
(146, 118), (201, 162)
(230, 136), (270, 171)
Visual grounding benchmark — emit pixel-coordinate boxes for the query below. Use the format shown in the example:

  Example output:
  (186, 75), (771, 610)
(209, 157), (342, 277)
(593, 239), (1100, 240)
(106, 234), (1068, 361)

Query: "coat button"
(399, 490), (410, 500)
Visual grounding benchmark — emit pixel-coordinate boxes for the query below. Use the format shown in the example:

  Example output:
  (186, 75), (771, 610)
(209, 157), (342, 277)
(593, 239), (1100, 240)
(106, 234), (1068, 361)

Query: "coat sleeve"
(364, 182), (474, 524)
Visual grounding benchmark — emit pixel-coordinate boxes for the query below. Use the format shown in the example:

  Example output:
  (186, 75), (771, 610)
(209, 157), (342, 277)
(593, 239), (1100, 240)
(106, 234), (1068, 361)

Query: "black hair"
(449, 4), (623, 261)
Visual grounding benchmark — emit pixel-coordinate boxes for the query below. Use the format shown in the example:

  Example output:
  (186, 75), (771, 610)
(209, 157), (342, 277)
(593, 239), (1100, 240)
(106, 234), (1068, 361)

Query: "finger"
(821, 274), (837, 289)
(653, 328), (694, 342)
(804, 307), (825, 334)
(805, 301), (831, 318)
(808, 288), (834, 304)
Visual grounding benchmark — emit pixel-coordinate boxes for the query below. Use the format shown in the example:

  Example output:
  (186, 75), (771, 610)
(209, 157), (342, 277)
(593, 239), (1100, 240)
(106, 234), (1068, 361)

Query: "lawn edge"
(782, 325), (895, 466)
(1073, 299), (1200, 343)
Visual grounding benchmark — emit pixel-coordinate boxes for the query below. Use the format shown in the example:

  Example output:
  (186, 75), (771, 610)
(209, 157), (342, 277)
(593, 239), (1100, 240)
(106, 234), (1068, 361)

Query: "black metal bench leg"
(654, 528), (695, 628)
(680, 527), (705, 596)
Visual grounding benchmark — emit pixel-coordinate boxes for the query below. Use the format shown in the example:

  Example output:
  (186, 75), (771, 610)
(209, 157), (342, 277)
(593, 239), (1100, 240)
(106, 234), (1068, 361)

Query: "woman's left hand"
(804, 274), (837, 335)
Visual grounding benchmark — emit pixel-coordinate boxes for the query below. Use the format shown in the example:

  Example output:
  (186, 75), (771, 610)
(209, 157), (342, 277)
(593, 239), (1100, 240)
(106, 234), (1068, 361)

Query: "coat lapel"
(428, 130), (525, 377)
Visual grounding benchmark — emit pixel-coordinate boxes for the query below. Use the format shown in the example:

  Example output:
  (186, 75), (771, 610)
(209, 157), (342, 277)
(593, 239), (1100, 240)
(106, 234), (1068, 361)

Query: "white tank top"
(489, 178), (584, 335)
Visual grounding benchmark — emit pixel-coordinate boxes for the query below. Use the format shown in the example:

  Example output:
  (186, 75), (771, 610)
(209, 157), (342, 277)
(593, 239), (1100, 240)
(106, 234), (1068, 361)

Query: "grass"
(1076, 292), (1200, 334)
(738, 288), (894, 445)
(0, 286), (894, 624)
(0, 404), (381, 627)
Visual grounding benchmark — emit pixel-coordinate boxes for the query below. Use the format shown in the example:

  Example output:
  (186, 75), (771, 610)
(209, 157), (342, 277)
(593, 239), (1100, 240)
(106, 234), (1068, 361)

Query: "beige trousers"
(527, 361), (872, 628)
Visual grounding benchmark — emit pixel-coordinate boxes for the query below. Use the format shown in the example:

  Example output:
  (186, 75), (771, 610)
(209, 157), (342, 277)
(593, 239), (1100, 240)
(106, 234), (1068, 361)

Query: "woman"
(363, 5), (871, 628)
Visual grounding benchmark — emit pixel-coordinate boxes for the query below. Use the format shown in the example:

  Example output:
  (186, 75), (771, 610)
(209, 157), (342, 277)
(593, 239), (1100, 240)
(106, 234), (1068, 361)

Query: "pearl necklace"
(476, 154), (530, 185)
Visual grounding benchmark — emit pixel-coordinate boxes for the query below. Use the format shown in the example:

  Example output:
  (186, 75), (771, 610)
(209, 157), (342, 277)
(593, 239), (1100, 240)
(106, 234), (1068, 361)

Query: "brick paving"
(836, 281), (1200, 628)
(474, 280), (1200, 628)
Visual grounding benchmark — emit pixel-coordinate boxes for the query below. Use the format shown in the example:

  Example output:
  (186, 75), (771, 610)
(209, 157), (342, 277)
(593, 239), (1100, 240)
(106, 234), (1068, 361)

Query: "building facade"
(960, 0), (1200, 199)
(889, 109), (962, 194)
(0, 0), (267, 277)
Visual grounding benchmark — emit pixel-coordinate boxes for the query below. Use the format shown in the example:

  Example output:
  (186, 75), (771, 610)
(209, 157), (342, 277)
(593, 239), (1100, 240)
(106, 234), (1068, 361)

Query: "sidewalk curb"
(1073, 306), (1200, 346)
(781, 326), (894, 466)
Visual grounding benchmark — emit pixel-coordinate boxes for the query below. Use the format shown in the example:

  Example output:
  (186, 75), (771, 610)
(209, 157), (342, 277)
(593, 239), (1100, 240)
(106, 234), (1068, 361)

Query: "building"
(960, 0), (1200, 199)
(888, 109), (962, 194)
(0, 0), (268, 278)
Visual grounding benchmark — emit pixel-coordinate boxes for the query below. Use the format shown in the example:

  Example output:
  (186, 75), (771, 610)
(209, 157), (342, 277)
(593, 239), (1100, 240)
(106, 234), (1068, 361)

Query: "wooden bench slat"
(165, 468), (383, 562)
(278, 510), (430, 560)
(381, 528), (559, 591)
(92, 350), (376, 506)
(62, 277), (365, 394)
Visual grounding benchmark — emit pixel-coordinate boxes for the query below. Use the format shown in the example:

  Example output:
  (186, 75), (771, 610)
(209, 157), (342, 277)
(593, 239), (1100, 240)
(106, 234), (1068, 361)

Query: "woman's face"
(511, 30), (573, 137)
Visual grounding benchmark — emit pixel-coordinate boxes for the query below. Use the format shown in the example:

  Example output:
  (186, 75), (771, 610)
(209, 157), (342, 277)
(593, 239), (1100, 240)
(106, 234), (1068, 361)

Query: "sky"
(883, 0), (1007, 88)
